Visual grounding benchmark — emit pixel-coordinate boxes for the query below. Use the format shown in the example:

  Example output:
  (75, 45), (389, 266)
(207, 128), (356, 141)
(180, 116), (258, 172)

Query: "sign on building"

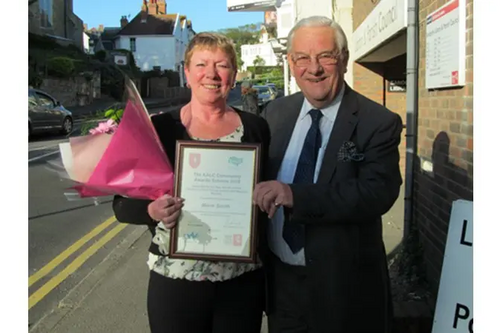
(425, 0), (466, 89)
(432, 199), (473, 333)
(227, 0), (276, 12)
(352, 0), (408, 61)
(114, 55), (128, 66)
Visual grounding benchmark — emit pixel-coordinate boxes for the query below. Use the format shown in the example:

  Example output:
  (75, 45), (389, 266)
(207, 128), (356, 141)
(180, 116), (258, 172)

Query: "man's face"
(287, 26), (348, 108)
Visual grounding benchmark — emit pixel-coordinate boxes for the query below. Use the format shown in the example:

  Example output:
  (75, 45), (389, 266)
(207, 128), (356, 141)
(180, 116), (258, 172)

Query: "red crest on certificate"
(189, 153), (201, 168)
(233, 234), (242, 246)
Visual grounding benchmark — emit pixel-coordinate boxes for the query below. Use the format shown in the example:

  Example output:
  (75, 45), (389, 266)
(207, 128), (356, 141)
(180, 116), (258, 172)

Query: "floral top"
(147, 124), (262, 282)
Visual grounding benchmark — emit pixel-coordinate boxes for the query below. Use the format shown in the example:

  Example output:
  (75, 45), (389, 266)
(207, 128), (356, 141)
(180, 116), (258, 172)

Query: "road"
(28, 107), (165, 328)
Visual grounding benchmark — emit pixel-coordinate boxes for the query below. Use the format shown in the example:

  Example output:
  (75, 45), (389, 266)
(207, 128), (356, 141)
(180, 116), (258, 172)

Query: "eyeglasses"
(291, 53), (340, 68)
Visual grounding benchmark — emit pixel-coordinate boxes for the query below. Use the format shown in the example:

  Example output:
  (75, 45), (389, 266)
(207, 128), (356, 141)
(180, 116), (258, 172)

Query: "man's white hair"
(287, 16), (349, 59)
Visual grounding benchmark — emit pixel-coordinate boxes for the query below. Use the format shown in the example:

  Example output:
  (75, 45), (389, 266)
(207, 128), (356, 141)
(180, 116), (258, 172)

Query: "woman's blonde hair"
(184, 32), (238, 71)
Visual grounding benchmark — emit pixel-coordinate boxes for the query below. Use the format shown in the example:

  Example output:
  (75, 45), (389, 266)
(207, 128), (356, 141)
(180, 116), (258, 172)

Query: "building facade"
(352, 0), (473, 298)
(240, 32), (280, 70)
(112, 1), (194, 78)
(29, 0), (84, 50)
(228, 0), (354, 95)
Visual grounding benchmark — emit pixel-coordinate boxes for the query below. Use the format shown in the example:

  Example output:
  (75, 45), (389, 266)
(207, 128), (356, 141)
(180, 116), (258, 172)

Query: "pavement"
(29, 191), (404, 333)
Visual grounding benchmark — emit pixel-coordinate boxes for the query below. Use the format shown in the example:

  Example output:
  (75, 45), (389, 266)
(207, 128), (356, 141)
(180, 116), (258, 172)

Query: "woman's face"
(185, 47), (236, 105)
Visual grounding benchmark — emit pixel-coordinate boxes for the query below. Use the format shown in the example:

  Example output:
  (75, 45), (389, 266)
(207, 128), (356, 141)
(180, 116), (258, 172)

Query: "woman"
(112, 32), (270, 333)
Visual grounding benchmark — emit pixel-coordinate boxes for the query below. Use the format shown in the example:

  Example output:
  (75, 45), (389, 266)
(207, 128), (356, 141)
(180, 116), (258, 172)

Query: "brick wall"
(413, 0), (473, 295)
(352, 0), (474, 302)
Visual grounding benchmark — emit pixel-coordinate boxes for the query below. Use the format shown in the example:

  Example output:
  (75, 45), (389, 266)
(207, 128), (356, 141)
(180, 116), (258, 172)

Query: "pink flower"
(89, 119), (118, 135)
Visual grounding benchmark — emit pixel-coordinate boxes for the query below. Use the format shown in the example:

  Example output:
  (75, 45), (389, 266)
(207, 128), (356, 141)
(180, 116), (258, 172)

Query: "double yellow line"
(28, 217), (127, 309)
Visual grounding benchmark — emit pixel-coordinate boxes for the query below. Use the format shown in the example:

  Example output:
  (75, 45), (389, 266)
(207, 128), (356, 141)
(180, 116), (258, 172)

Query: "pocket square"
(337, 141), (364, 162)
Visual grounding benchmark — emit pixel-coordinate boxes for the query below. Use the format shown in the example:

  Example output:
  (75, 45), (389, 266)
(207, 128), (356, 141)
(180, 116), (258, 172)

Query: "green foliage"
(79, 105), (124, 136)
(95, 50), (107, 62)
(47, 57), (75, 78)
(104, 108), (124, 123)
(246, 65), (282, 75)
(218, 23), (261, 70)
(253, 55), (265, 67)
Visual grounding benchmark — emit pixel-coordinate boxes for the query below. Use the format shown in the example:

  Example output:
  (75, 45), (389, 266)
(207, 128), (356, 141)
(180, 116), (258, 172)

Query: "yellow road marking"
(28, 223), (127, 310)
(29, 216), (117, 287)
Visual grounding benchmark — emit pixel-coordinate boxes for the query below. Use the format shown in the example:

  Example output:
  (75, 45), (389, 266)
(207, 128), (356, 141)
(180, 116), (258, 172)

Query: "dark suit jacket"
(261, 84), (403, 333)
(112, 106), (271, 258)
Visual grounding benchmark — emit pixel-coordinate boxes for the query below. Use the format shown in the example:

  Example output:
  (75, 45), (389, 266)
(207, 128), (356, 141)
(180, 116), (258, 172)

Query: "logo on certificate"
(189, 153), (201, 168)
(451, 71), (458, 85)
(228, 156), (243, 167)
(233, 234), (242, 246)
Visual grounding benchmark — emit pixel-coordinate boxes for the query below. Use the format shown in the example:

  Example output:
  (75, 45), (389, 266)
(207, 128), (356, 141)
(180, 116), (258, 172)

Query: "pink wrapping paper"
(68, 82), (174, 200)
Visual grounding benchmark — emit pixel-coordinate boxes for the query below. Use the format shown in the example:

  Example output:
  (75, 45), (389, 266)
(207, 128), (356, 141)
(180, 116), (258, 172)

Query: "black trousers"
(147, 269), (265, 333)
(267, 255), (311, 333)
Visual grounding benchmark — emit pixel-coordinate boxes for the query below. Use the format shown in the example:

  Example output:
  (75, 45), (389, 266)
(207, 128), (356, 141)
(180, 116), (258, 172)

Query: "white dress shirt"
(267, 85), (345, 266)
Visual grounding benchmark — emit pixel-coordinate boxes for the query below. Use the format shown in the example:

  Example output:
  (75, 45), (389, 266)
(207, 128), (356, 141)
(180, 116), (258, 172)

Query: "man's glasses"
(291, 53), (340, 68)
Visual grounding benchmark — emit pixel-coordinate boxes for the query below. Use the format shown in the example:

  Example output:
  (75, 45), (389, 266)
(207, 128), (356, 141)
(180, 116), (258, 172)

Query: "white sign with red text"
(425, 0), (466, 89)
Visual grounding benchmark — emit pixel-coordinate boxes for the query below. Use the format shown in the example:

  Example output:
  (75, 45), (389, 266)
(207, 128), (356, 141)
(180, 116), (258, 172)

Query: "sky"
(74, 0), (265, 32)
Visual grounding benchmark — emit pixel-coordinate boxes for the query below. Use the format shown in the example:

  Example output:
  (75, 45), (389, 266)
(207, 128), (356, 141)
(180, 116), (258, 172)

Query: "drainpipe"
(403, 0), (419, 239)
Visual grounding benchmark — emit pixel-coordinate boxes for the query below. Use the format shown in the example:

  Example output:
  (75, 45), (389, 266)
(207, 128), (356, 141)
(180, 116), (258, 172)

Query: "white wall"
(241, 42), (279, 70)
(83, 33), (90, 54)
(276, 0), (354, 94)
(332, 0), (353, 87)
(117, 35), (176, 71)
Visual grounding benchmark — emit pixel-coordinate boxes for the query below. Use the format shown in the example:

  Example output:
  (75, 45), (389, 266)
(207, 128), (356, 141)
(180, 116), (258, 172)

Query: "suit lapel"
(269, 94), (304, 179)
(317, 84), (359, 183)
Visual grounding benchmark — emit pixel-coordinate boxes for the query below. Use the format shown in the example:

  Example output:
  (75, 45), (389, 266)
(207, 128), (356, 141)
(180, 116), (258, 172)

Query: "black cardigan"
(112, 106), (271, 257)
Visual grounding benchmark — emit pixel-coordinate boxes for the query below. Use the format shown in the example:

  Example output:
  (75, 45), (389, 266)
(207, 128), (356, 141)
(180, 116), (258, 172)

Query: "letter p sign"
(453, 303), (473, 333)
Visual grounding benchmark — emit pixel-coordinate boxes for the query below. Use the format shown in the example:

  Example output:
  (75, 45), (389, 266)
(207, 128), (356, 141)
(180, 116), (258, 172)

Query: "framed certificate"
(169, 140), (261, 263)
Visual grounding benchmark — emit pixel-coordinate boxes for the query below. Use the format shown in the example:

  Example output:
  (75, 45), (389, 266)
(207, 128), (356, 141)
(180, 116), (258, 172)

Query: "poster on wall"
(425, 0), (466, 89)
(431, 199), (473, 333)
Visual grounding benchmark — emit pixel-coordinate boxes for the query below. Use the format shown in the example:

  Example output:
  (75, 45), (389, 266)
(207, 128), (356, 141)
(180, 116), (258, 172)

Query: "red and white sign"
(425, 0), (466, 89)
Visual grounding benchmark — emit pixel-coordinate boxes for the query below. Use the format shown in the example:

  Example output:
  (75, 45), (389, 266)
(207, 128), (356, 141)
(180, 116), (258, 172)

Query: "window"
(39, 0), (53, 28)
(35, 92), (54, 107)
(130, 38), (136, 52)
(28, 91), (38, 106)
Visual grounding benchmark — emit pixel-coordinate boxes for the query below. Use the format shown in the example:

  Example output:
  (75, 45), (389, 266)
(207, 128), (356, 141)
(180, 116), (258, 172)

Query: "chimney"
(148, 0), (158, 15)
(98, 24), (104, 32)
(120, 16), (129, 28)
(83, 23), (88, 31)
(157, 0), (166, 14)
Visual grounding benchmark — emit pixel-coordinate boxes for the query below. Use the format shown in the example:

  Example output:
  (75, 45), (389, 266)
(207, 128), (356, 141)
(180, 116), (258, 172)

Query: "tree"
(253, 55), (265, 67)
(218, 23), (261, 70)
(29, 0), (38, 5)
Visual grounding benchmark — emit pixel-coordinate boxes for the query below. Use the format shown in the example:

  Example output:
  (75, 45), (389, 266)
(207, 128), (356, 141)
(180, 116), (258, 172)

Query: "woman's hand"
(147, 195), (185, 229)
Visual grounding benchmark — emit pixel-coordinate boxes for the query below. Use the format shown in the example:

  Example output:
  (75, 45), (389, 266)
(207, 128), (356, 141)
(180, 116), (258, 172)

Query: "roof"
(100, 27), (121, 40)
(118, 12), (177, 36)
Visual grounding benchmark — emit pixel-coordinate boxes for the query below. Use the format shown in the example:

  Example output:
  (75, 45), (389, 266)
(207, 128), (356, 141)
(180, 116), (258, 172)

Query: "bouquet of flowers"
(50, 78), (174, 200)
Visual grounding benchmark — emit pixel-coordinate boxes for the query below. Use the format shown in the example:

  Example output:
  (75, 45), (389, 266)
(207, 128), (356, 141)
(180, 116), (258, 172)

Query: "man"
(254, 16), (403, 333)
(241, 80), (260, 115)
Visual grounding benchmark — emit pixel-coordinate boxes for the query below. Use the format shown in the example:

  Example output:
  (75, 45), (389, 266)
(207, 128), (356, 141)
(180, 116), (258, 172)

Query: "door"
(34, 91), (62, 128)
(29, 90), (50, 129)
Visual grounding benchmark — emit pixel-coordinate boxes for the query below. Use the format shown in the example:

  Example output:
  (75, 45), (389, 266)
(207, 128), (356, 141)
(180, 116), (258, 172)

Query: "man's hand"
(253, 181), (293, 218)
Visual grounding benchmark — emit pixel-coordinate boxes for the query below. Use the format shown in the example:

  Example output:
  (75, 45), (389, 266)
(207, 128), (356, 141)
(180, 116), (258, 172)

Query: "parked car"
(29, 88), (73, 138)
(254, 85), (277, 107)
